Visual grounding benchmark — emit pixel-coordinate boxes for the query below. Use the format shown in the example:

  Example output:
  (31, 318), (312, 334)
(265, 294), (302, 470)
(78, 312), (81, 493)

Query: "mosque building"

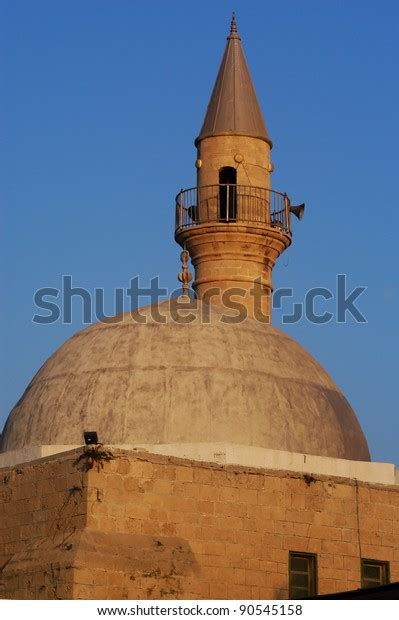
(0, 16), (398, 600)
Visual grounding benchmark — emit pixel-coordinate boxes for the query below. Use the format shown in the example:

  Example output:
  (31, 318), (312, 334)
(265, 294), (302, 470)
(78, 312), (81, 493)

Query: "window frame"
(361, 558), (390, 589)
(288, 551), (318, 599)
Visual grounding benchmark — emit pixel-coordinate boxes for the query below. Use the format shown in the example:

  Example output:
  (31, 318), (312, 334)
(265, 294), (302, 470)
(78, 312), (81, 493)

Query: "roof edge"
(195, 131), (273, 149)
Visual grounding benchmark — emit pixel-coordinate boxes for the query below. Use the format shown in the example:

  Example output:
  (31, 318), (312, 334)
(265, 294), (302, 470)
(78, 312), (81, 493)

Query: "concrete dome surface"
(0, 300), (370, 461)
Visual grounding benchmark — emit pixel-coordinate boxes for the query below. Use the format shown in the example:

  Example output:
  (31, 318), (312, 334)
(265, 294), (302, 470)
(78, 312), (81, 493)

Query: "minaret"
(175, 15), (303, 322)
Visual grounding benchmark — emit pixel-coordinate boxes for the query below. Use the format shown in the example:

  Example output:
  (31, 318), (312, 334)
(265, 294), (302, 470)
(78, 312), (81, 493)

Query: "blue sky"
(1, 1), (398, 464)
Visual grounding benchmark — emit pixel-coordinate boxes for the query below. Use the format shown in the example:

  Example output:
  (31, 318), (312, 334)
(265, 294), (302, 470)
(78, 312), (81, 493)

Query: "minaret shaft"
(176, 220), (290, 321)
(175, 16), (294, 322)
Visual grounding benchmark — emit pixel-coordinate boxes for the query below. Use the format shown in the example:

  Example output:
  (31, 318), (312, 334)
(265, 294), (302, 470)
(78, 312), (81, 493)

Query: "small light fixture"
(84, 431), (99, 446)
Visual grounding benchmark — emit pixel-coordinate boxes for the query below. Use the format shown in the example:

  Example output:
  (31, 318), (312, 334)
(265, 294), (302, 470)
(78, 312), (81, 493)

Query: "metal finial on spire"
(178, 249), (192, 298)
(230, 12), (237, 34)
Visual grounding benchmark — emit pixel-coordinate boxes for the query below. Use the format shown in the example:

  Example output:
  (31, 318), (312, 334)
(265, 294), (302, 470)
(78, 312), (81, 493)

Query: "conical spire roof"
(196, 15), (272, 147)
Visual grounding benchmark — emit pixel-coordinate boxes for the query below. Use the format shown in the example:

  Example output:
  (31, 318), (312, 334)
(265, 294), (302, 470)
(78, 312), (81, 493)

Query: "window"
(219, 166), (237, 221)
(361, 559), (390, 588)
(289, 552), (317, 599)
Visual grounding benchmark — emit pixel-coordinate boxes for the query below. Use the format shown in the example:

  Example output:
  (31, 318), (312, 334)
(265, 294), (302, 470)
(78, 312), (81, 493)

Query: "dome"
(0, 299), (370, 461)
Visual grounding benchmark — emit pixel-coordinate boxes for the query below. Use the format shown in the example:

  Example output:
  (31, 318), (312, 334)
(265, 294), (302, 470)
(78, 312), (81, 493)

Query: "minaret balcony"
(175, 185), (292, 236)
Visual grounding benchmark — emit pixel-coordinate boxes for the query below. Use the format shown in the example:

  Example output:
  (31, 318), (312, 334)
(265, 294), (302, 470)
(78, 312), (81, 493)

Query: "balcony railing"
(175, 184), (292, 235)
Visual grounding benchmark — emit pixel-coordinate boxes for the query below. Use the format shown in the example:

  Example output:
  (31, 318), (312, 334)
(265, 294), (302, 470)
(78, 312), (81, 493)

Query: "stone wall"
(0, 450), (85, 599)
(1, 448), (399, 599)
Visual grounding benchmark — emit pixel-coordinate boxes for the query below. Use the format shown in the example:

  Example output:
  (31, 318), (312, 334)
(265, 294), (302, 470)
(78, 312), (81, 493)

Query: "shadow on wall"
(74, 530), (201, 599)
